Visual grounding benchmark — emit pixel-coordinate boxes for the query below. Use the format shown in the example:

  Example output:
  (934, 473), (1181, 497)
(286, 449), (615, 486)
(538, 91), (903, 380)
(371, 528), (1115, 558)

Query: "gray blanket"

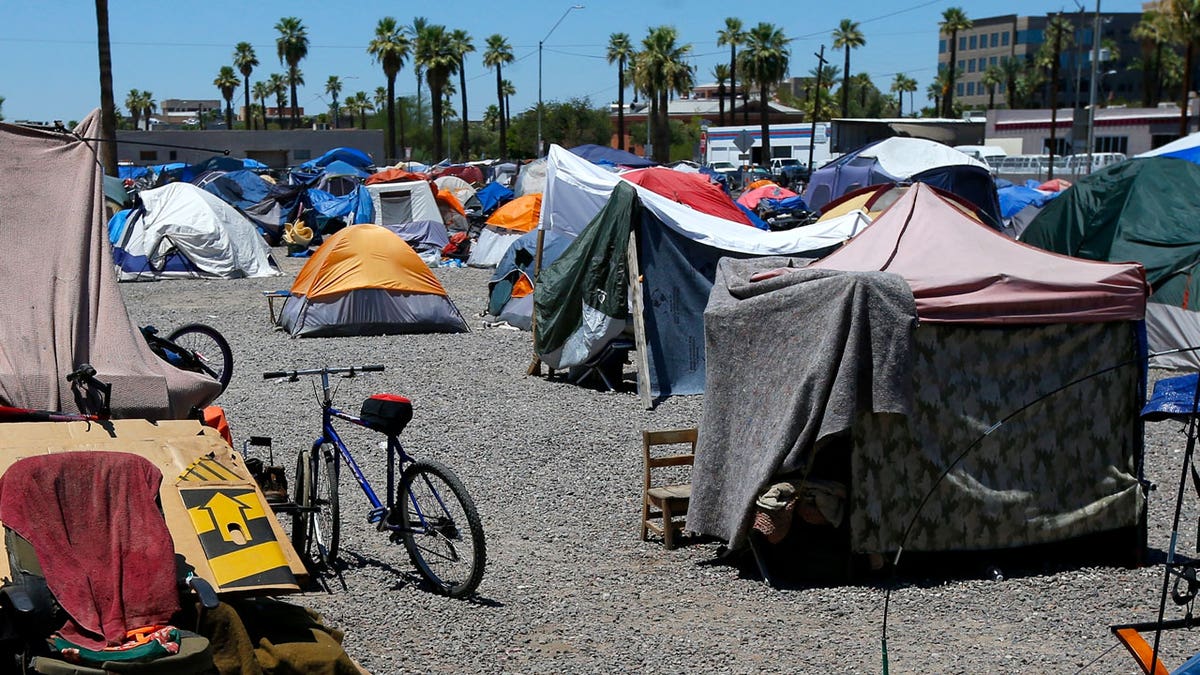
(686, 258), (917, 547)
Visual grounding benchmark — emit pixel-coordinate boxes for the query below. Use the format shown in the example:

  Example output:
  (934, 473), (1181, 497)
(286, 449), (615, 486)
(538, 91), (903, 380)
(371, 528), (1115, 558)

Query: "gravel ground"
(119, 252), (1200, 674)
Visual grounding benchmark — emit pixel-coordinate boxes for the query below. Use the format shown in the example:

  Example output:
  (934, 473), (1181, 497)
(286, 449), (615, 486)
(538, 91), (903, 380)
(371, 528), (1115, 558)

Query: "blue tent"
(476, 182), (514, 215)
(242, 158), (270, 171)
(117, 165), (150, 180)
(323, 159), (370, 178)
(569, 144), (655, 168)
(305, 186), (375, 229)
(299, 147), (374, 171)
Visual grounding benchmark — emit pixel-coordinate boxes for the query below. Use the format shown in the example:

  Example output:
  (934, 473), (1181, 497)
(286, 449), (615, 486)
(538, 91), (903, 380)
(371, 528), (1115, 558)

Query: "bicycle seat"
(359, 394), (413, 435)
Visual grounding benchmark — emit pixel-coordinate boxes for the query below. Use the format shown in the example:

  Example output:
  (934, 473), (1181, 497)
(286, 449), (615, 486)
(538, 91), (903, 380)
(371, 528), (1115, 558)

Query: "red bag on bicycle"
(359, 394), (412, 435)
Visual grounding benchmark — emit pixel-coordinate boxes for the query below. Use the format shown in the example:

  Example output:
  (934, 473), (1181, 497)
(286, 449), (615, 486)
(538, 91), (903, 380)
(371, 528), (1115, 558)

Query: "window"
(967, 81), (976, 95)
(990, 56), (998, 67)
(980, 57), (988, 70)
(378, 190), (414, 225)
(969, 35), (977, 50)
(1094, 136), (1129, 154)
(1042, 137), (1069, 155)
(139, 150), (157, 161)
(968, 59), (976, 72)
(939, 39), (946, 54)
(1002, 32), (1010, 46)
(991, 32), (999, 48)
(294, 149), (312, 160)
(772, 147), (791, 159)
(169, 151), (177, 160)
(957, 83), (964, 96)
(958, 60), (965, 72)
(959, 36), (966, 51)
(1016, 29), (1043, 44)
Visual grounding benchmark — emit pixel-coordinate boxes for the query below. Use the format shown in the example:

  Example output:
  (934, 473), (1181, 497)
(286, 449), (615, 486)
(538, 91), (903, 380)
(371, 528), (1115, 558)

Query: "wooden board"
(626, 232), (653, 409)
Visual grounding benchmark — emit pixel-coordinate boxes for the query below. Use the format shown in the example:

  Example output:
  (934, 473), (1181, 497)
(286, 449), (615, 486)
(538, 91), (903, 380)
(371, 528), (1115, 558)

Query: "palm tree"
(411, 17), (430, 131)
(325, 76), (343, 128)
(214, 66), (241, 129)
(981, 64), (1003, 109)
(140, 91), (156, 129)
(939, 7), (972, 117)
(606, 33), (634, 150)
(1134, 9), (1175, 106)
(832, 19), (866, 119)
(890, 73), (907, 116)
(124, 89), (145, 130)
(344, 91), (372, 130)
(233, 42), (258, 129)
(450, 29), (475, 161)
(95, 0), (117, 175)
(1039, 14), (1073, 177)
(501, 79), (515, 132)
(739, 23), (789, 162)
(274, 16), (309, 129)
(252, 81), (271, 129)
(483, 34), (514, 160)
(713, 63), (730, 125)
(483, 104), (500, 131)
(717, 18), (746, 124)
(638, 26), (694, 163)
(1000, 57), (1023, 109)
(854, 72), (875, 111)
(415, 23), (458, 161)
(268, 73), (287, 128)
(926, 79), (943, 114)
(1168, 1), (1200, 135)
(368, 17), (410, 162)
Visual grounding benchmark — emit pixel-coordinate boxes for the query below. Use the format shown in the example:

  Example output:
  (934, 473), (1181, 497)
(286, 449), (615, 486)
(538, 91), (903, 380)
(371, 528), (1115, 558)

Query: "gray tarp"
(687, 259), (917, 547)
(0, 111), (220, 418)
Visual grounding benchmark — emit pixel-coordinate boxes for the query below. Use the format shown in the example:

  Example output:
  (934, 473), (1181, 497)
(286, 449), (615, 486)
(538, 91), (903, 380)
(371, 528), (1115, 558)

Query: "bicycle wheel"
(166, 323), (234, 392)
(396, 460), (486, 598)
(310, 444), (340, 568)
(291, 449), (312, 558)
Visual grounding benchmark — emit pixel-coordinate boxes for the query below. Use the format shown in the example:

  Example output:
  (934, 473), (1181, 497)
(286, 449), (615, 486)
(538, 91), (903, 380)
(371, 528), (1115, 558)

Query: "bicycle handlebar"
(263, 365), (385, 380)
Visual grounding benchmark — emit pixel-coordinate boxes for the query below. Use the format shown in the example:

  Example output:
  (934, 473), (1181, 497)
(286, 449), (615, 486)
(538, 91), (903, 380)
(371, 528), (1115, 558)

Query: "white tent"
(113, 183), (280, 281)
(434, 175), (477, 207)
(366, 180), (442, 227)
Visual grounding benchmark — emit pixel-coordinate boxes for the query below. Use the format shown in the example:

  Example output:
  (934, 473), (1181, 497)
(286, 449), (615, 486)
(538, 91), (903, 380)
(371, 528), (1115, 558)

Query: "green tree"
(349, 91), (373, 130)
(999, 57), (1023, 109)
(890, 73), (917, 116)
(1168, 0), (1200, 135)
(124, 89), (146, 130)
(506, 98), (612, 159)
(213, 65), (241, 129)
(717, 18), (746, 123)
(483, 34), (515, 160)
(252, 81), (271, 129)
(95, 0), (117, 175)
(415, 23), (459, 161)
(607, 33), (634, 150)
(501, 79), (516, 132)
(483, 104), (500, 131)
(713, 63), (730, 126)
(1038, 14), (1073, 175)
(926, 77), (943, 115)
(450, 29), (475, 161)
(637, 25), (694, 163)
(268, 73), (287, 128)
(325, 75), (343, 128)
(1134, 9), (1175, 106)
(233, 42), (258, 129)
(939, 7), (972, 117)
(980, 64), (1003, 109)
(369, 17), (410, 162)
(832, 19), (866, 119)
(274, 16), (309, 129)
(739, 23), (789, 161)
(411, 17), (430, 131)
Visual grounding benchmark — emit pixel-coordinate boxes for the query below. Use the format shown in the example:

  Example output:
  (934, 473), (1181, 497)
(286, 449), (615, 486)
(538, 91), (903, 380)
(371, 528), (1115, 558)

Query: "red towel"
(0, 451), (180, 648)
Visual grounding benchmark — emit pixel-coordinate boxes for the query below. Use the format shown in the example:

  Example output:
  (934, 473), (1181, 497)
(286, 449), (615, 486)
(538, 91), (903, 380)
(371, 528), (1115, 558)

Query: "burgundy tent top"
(811, 183), (1148, 324)
(620, 167), (754, 227)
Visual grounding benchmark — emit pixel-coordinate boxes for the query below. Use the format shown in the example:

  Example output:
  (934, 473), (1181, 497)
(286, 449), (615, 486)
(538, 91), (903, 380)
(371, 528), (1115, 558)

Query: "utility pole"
(808, 44), (827, 174)
(1048, 12), (1064, 180)
(1086, 0), (1101, 175)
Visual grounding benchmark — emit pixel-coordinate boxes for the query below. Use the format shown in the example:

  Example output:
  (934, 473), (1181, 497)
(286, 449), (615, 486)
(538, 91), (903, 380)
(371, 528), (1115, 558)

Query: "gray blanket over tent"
(687, 258), (917, 547)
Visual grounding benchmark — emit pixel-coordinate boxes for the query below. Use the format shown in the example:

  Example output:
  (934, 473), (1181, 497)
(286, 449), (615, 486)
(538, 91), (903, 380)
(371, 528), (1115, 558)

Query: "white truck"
(702, 122), (833, 173)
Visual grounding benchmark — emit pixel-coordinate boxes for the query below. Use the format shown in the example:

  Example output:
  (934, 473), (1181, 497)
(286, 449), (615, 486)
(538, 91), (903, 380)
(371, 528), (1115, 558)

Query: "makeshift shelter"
(1022, 156), (1200, 368)
(114, 182), (280, 281)
(535, 146), (873, 400)
(485, 229), (573, 330)
(475, 181), (514, 215)
(467, 194), (543, 268)
(803, 137), (1001, 228)
(366, 168), (429, 185)
(366, 180), (442, 228)
(434, 175), (478, 210)
(383, 220), (450, 267)
(298, 147), (374, 172)
(0, 111), (221, 418)
(569, 143), (656, 168)
(276, 224), (469, 337)
(196, 169), (297, 242)
(690, 183), (1149, 555)
(305, 185), (375, 233)
(514, 159), (547, 197)
(620, 167), (752, 226)
(433, 164), (484, 185)
(737, 184), (799, 210)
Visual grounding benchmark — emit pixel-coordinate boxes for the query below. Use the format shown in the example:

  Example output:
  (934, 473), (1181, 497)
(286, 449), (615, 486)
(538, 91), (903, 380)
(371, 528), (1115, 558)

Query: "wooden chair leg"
(661, 501), (675, 549)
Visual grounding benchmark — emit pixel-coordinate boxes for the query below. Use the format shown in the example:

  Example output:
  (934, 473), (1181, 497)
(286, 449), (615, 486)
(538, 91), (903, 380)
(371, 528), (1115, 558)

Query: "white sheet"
(857, 137), (987, 178)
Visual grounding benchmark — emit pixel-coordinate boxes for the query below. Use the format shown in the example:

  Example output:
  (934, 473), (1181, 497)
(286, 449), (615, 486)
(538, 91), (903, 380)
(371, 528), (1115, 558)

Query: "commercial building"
(114, 129), (384, 169)
(937, 12), (1144, 109)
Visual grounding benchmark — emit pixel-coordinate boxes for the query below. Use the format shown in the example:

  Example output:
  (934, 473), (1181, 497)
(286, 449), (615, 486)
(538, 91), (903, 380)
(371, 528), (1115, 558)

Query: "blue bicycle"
(263, 365), (486, 598)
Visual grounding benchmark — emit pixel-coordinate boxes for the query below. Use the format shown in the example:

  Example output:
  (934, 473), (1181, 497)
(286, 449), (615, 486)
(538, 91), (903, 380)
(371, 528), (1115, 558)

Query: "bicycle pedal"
(367, 507), (388, 527)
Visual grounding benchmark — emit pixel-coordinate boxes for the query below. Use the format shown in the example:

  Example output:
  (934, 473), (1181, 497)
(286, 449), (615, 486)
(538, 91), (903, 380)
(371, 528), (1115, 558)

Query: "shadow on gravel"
(320, 551), (505, 607)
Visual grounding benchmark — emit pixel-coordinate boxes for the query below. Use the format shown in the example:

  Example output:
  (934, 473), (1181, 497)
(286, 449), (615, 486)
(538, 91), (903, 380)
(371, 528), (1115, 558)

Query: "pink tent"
(736, 184), (798, 210)
(811, 183), (1147, 324)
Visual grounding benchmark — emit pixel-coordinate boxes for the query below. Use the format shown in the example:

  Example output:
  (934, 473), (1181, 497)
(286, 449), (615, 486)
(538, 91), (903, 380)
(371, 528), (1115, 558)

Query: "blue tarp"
(107, 209), (132, 245)
(200, 170), (275, 210)
(476, 182), (514, 214)
(998, 185), (1058, 219)
(322, 159), (370, 178)
(735, 203), (770, 231)
(299, 147), (374, 171)
(117, 165), (150, 180)
(242, 158), (269, 171)
(1142, 373), (1200, 421)
(305, 185), (375, 225)
(569, 144), (656, 168)
(760, 195), (809, 212)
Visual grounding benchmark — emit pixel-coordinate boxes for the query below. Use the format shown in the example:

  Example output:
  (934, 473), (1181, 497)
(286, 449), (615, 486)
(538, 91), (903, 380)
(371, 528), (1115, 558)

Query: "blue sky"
(1, 0), (1148, 123)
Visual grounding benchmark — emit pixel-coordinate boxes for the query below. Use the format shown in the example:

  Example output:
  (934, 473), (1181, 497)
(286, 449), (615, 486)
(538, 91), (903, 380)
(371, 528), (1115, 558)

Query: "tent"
(298, 147), (374, 172)
(467, 194), (543, 268)
(196, 169), (298, 242)
(485, 229), (573, 330)
(366, 180), (442, 228)
(433, 164), (484, 185)
(276, 224), (468, 337)
(803, 137), (1001, 228)
(475, 182), (514, 215)
(305, 185), (376, 232)
(434, 175), (478, 209)
(1021, 156), (1200, 368)
(514, 159), (547, 197)
(569, 143), (656, 168)
(818, 183), (987, 224)
(366, 168), (430, 185)
(0, 111), (220, 418)
(689, 183), (1149, 554)
(736, 184), (799, 210)
(620, 167), (752, 226)
(536, 145), (873, 399)
(1138, 131), (1200, 163)
(113, 182), (280, 281)
(383, 220), (450, 266)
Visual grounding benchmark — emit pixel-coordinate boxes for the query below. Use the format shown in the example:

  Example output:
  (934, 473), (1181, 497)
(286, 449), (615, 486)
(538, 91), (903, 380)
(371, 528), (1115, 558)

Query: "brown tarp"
(0, 110), (219, 418)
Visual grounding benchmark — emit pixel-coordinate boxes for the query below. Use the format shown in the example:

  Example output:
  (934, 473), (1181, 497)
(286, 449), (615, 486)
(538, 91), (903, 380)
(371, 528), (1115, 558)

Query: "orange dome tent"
(277, 224), (469, 337)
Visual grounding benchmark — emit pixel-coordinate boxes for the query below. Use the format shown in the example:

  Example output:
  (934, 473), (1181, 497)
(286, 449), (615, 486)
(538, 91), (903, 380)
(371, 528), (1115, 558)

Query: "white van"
(1064, 152), (1127, 175)
(954, 144), (1008, 168)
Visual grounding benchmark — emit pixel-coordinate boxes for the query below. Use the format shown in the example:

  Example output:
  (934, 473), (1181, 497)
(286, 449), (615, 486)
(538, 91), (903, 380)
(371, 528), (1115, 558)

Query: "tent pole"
(526, 228), (548, 376)
(625, 232), (652, 409)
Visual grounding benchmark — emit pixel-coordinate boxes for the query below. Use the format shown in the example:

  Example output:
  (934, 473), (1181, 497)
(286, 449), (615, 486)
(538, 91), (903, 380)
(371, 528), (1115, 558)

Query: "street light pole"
(1085, 0), (1101, 174)
(537, 4), (584, 158)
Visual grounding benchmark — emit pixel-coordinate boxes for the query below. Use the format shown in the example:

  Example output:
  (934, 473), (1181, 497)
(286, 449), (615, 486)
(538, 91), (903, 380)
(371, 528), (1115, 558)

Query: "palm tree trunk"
(897, 90), (903, 117)
(431, 80), (444, 160)
(1182, 41), (1195, 137)
(225, 99), (233, 129)
(497, 66), (507, 161)
(1049, 29), (1062, 180)
(988, 87), (995, 110)
(649, 93), (659, 160)
(398, 97), (407, 159)
(617, 58), (626, 150)
(332, 94), (339, 129)
(360, 108), (367, 130)
(759, 82), (771, 162)
(729, 45), (738, 124)
(244, 80), (252, 130)
(656, 89), (670, 162)
(95, 0), (117, 176)
(416, 68), (423, 128)
(386, 77), (397, 162)
(944, 31), (957, 117)
(289, 69), (299, 129)
(459, 60), (470, 161)
(718, 83), (726, 126)
(841, 46), (851, 118)
(1155, 43), (1164, 106)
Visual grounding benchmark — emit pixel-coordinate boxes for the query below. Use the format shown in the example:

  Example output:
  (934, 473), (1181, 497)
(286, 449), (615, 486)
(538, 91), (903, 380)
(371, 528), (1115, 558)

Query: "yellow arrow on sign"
(201, 492), (253, 544)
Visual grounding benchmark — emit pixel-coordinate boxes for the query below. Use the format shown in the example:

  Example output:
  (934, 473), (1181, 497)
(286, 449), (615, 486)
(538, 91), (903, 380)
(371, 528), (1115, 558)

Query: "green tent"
(1021, 156), (1199, 367)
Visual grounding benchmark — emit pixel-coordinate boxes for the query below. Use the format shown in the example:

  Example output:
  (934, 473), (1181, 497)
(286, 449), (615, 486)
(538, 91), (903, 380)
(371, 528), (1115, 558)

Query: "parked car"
(769, 158), (809, 187)
(707, 161), (737, 174)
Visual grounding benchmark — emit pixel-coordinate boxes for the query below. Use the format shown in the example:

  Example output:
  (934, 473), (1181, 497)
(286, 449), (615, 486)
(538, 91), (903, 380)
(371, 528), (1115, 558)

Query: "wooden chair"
(641, 428), (698, 549)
